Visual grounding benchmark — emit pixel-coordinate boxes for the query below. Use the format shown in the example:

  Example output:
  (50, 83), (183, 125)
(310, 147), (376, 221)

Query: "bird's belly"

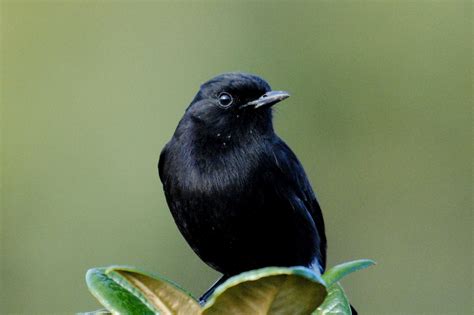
(167, 186), (318, 275)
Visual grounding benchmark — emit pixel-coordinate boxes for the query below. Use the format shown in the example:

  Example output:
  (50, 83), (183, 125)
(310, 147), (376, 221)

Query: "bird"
(158, 72), (327, 303)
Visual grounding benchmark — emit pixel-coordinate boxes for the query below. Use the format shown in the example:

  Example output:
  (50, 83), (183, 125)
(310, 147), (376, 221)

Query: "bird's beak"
(242, 91), (290, 109)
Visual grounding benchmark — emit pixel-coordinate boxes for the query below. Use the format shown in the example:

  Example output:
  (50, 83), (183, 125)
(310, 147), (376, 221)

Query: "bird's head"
(184, 72), (290, 138)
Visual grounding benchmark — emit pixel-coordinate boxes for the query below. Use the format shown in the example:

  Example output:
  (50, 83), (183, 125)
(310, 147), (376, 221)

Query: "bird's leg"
(198, 275), (230, 305)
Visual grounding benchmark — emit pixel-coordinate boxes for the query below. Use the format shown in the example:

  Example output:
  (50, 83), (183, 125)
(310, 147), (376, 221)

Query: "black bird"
(158, 73), (327, 302)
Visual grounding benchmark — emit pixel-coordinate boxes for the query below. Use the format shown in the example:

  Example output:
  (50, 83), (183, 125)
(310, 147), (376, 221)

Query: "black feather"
(159, 72), (327, 298)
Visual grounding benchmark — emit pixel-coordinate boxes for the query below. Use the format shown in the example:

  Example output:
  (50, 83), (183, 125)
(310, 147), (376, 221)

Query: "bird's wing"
(158, 143), (169, 183)
(271, 137), (327, 271)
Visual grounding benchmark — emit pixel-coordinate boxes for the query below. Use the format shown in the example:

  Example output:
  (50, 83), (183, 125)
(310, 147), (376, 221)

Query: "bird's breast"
(176, 141), (263, 196)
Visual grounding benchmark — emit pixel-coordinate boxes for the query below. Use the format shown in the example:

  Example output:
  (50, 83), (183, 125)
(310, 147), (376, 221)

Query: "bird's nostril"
(262, 94), (268, 98)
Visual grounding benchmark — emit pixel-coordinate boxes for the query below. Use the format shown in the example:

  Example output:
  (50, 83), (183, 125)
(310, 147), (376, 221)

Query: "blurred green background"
(0, 1), (471, 314)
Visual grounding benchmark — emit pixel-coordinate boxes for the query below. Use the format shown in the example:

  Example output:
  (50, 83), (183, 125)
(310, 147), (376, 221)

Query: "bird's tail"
(350, 304), (358, 315)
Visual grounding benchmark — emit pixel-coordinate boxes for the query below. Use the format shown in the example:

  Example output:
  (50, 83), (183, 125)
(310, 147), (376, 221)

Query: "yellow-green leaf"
(314, 283), (351, 315)
(105, 266), (201, 315)
(322, 259), (375, 287)
(76, 309), (112, 315)
(86, 268), (154, 314)
(203, 266), (327, 315)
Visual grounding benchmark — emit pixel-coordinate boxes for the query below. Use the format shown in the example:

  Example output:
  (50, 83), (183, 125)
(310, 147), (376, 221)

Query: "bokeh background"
(1, 1), (471, 314)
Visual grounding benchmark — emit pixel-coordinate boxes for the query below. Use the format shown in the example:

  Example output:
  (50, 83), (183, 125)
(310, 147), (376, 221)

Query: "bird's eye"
(218, 92), (233, 107)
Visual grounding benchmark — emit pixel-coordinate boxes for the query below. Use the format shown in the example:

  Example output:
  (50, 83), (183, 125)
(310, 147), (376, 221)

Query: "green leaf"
(76, 309), (112, 315)
(322, 259), (375, 287)
(86, 268), (154, 314)
(86, 266), (201, 315)
(203, 266), (327, 315)
(106, 266), (201, 314)
(314, 283), (351, 315)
